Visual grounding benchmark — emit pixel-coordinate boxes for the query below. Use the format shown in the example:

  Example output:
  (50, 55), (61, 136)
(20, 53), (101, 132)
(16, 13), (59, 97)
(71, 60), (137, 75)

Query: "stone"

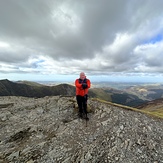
(26, 159), (35, 163)
(7, 151), (20, 161)
(0, 96), (162, 163)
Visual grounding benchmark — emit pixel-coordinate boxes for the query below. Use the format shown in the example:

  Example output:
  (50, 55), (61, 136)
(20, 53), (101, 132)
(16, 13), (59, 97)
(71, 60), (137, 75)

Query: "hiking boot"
(85, 116), (89, 121)
(82, 113), (89, 121)
(78, 112), (83, 118)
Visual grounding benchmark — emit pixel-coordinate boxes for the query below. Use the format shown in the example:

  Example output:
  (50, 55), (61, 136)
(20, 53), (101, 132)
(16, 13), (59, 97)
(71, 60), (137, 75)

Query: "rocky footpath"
(0, 96), (162, 163)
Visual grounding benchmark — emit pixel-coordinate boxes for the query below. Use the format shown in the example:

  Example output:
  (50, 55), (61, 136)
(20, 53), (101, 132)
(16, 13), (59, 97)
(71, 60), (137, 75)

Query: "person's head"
(80, 72), (86, 80)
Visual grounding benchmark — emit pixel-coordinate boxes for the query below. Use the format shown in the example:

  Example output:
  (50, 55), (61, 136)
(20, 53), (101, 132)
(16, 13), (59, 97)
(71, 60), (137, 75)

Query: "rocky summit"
(0, 96), (163, 163)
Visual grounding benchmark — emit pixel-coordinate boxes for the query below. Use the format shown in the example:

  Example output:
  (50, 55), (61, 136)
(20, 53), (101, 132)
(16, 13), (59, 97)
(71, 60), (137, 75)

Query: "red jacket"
(75, 78), (91, 96)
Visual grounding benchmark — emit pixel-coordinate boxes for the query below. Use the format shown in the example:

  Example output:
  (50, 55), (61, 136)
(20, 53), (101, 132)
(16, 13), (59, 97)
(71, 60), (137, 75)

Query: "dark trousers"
(76, 95), (88, 114)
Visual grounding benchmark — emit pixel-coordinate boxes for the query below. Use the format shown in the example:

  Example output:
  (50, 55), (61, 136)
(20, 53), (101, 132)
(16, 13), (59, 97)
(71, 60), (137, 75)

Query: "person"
(75, 72), (91, 119)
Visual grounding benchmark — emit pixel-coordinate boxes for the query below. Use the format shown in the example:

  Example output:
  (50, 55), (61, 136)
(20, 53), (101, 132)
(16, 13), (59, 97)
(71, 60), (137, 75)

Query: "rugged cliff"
(0, 96), (162, 163)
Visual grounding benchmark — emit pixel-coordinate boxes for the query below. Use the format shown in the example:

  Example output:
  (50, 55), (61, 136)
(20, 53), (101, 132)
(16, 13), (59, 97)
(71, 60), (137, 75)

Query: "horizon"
(1, 77), (163, 85)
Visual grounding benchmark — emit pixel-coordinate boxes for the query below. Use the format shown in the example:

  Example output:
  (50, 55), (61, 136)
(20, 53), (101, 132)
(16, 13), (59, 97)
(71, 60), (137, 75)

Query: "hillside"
(0, 79), (76, 97)
(0, 96), (162, 162)
(16, 80), (45, 87)
(136, 98), (163, 118)
(0, 79), (146, 107)
(89, 87), (146, 107)
(124, 83), (163, 101)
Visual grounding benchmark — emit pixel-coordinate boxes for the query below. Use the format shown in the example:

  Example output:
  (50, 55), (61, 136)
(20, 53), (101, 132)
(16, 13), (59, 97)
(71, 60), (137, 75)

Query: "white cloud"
(0, 41), (10, 48)
(0, 0), (163, 81)
(134, 41), (163, 70)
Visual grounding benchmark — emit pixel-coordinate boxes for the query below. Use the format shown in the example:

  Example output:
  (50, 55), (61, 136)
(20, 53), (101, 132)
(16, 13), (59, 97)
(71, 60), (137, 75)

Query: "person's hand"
(79, 79), (82, 84)
(82, 83), (87, 89)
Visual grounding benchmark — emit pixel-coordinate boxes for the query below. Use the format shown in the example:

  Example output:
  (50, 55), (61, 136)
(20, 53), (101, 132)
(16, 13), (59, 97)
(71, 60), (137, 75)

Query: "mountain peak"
(0, 96), (162, 162)
(0, 79), (12, 83)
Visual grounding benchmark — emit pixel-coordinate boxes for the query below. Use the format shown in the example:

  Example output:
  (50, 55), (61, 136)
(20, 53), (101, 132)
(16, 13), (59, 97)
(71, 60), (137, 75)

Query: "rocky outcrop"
(0, 96), (162, 163)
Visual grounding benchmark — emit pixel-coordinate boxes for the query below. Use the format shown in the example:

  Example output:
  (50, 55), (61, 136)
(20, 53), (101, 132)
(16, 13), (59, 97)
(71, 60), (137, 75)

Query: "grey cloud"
(0, 0), (132, 60)
(0, 44), (36, 63)
(145, 55), (163, 67)
(0, 1), (54, 37)
(0, 0), (163, 76)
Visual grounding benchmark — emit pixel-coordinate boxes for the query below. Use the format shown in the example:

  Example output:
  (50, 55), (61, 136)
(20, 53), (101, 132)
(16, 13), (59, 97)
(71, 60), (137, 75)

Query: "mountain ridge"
(0, 79), (146, 107)
(0, 79), (76, 97)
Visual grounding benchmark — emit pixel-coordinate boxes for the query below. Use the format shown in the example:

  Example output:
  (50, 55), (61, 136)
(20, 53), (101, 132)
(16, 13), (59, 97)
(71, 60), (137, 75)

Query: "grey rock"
(0, 96), (162, 163)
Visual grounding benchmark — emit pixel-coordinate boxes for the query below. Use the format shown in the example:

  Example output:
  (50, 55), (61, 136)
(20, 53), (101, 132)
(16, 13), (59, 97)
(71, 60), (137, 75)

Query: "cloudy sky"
(0, 0), (163, 82)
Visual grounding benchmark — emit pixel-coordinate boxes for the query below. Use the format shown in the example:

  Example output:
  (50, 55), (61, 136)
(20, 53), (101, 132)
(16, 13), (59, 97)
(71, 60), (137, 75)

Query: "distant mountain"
(0, 79), (76, 97)
(136, 98), (163, 118)
(89, 87), (146, 107)
(0, 79), (151, 107)
(16, 80), (45, 87)
(124, 83), (163, 101)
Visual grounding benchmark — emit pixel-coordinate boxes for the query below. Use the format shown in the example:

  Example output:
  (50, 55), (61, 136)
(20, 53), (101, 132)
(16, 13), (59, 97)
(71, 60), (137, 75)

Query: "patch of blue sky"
(143, 33), (163, 44)
(31, 59), (45, 68)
